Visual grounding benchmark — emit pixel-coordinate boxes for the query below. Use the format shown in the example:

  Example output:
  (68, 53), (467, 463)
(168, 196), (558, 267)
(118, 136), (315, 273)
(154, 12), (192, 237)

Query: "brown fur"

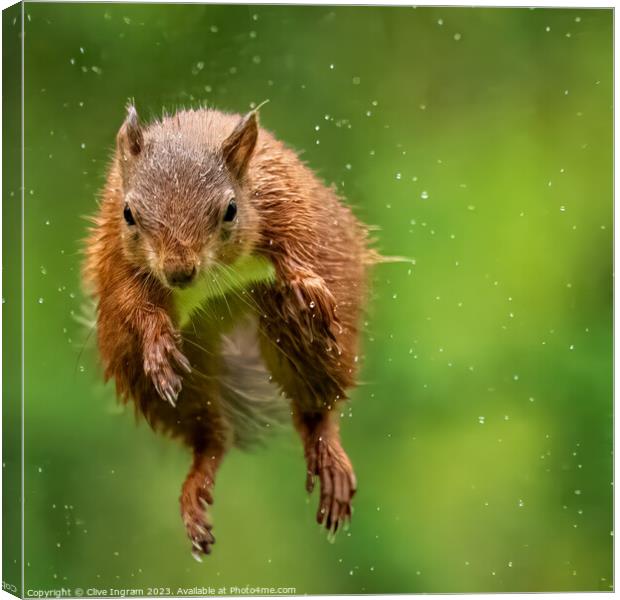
(83, 104), (377, 557)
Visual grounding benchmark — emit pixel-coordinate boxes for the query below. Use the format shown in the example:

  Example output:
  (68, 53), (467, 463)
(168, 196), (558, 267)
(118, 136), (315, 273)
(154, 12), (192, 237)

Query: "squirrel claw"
(191, 550), (203, 563)
(147, 369), (181, 405)
(170, 343), (192, 374)
(160, 382), (179, 407)
(190, 529), (214, 556)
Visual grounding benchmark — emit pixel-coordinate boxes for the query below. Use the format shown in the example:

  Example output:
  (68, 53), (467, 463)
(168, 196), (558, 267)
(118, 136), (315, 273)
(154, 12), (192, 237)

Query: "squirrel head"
(115, 104), (261, 289)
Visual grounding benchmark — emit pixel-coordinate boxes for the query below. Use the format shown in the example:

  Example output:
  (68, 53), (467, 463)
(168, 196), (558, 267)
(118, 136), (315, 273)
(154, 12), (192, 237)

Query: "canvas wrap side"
(3, 2), (24, 597)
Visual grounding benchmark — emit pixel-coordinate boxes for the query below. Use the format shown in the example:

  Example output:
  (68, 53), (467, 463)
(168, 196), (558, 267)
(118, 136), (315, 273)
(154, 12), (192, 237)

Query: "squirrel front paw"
(286, 272), (341, 345)
(143, 328), (191, 406)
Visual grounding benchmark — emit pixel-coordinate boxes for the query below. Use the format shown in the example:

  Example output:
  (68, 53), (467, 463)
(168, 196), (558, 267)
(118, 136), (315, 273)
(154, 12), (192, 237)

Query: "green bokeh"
(8, 3), (613, 594)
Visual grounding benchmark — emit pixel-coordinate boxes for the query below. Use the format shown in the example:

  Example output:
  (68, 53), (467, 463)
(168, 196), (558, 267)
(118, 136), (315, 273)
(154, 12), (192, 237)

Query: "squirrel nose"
(165, 265), (197, 289)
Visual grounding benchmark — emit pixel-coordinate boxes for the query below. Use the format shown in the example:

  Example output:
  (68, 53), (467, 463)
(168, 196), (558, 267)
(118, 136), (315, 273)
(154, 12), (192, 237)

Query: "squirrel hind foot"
(180, 464), (217, 558)
(305, 435), (357, 536)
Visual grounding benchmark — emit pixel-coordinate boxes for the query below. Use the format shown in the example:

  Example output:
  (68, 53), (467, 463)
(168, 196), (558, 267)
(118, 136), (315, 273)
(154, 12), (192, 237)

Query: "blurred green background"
(7, 3), (614, 594)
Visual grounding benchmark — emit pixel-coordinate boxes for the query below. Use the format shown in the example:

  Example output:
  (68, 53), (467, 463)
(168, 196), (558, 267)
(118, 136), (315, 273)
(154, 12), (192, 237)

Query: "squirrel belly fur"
(83, 104), (378, 558)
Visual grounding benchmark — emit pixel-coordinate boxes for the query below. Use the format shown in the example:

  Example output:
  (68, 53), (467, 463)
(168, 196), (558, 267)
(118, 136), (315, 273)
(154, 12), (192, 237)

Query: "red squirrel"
(83, 104), (378, 558)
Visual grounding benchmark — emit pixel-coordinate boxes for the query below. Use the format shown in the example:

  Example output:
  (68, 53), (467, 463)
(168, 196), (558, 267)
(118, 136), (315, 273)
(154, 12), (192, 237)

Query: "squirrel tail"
(363, 228), (414, 266)
(364, 247), (415, 266)
(218, 317), (290, 450)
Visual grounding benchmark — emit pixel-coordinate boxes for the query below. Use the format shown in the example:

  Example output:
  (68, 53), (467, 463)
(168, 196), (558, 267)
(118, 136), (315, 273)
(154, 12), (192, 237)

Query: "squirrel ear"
(222, 111), (258, 178)
(117, 104), (143, 159)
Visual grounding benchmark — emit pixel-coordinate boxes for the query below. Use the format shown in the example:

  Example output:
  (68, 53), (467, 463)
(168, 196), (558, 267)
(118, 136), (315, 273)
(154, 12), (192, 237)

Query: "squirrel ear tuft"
(117, 104), (143, 159)
(222, 110), (258, 178)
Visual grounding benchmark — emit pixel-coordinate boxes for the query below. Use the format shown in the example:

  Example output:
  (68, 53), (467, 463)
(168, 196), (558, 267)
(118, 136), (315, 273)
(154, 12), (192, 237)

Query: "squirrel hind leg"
(295, 409), (357, 536)
(179, 445), (225, 559)
(258, 330), (357, 536)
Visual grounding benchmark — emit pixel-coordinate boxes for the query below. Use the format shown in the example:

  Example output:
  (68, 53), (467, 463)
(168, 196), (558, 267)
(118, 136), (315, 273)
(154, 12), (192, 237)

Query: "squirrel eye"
(123, 204), (136, 226)
(223, 199), (237, 222)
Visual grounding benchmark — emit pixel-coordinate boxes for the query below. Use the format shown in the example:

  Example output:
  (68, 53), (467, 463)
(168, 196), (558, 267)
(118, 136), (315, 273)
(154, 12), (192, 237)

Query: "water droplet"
(420, 190), (429, 200)
(192, 61), (205, 74)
